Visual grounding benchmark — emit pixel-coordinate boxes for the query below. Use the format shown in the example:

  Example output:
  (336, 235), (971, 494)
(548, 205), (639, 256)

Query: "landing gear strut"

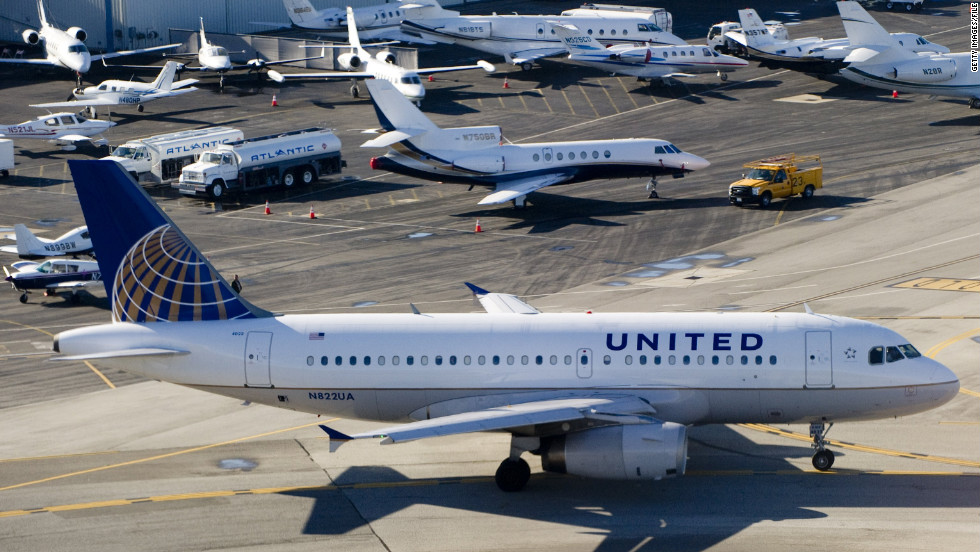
(350, 79), (360, 98)
(646, 178), (659, 198)
(809, 422), (835, 471)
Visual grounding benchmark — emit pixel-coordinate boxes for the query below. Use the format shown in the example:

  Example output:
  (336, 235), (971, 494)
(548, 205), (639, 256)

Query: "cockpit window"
(654, 145), (665, 154)
(885, 346), (904, 363)
(68, 45), (88, 54)
(868, 346), (884, 365)
(897, 344), (921, 358)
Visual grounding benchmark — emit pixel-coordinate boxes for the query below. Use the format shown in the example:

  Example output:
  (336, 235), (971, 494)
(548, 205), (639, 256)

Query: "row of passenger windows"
(305, 353), (777, 367)
(532, 150), (611, 162)
(868, 344), (921, 365)
(535, 24), (664, 36)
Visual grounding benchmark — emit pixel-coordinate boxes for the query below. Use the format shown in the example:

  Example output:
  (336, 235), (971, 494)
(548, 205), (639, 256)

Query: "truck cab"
(179, 147), (239, 198)
(729, 154), (822, 207)
(104, 144), (151, 179)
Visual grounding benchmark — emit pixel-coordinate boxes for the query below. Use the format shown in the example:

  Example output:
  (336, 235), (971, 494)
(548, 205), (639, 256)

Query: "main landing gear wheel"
(521, 62), (533, 72)
(350, 83), (360, 98)
(495, 457), (530, 492)
(809, 422), (835, 472)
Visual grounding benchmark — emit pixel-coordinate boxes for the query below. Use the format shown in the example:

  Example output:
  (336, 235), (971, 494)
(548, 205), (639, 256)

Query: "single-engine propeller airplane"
(0, 224), (93, 259)
(4, 257), (101, 304)
(30, 61), (198, 113)
(268, 6), (494, 103)
(52, 159), (959, 492)
(0, 111), (115, 150)
(361, 78), (708, 206)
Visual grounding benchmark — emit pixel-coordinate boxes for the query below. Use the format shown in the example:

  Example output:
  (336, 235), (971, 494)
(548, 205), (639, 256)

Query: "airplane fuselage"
(841, 51), (980, 101)
(5, 260), (100, 291)
(1, 113), (113, 141)
(55, 311), (959, 426)
(42, 26), (91, 73)
(570, 45), (749, 78)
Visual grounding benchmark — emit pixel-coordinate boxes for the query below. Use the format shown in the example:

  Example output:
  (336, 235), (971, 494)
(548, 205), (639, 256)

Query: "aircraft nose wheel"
(646, 178), (659, 198)
(494, 457), (530, 492)
(19, 292), (29, 304)
(812, 449), (835, 471)
(809, 421), (835, 471)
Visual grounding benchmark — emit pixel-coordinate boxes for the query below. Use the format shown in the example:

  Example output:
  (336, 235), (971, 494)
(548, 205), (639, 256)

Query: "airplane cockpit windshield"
(654, 143), (682, 154)
(35, 261), (53, 273)
(208, 47), (229, 57)
(400, 76), (422, 85)
(747, 168), (774, 180)
(68, 45), (89, 54)
(868, 344), (922, 365)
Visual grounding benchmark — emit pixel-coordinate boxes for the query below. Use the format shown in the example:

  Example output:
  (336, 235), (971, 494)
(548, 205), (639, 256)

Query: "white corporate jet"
(836, 1), (980, 108)
(361, 78), (707, 206)
(0, 224), (93, 259)
(730, 7), (948, 74)
(280, 0), (441, 42)
(552, 24), (749, 83)
(29, 61), (198, 113)
(54, 158), (960, 492)
(400, 3), (686, 71)
(268, 6), (494, 103)
(0, 0), (179, 83)
(0, 111), (115, 150)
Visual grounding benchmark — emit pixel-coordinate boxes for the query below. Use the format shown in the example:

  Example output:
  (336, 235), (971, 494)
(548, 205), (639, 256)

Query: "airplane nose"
(681, 153), (710, 171)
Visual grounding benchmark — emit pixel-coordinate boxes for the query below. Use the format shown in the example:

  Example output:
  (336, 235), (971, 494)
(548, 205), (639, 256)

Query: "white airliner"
(0, 0), (178, 81)
(836, 1), (980, 108)
(0, 224), (93, 259)
(400, 3), (686, 70)
(268, 7), (494, 103)
(54, 159), (960, 492)
(0, 111), (114, 150)
(361, 79), (708, 206)
(552, 24), (748, 83)
(280, 0), (441, 43)
(30, 61), (198, 113)
(731, 7), (948, 73)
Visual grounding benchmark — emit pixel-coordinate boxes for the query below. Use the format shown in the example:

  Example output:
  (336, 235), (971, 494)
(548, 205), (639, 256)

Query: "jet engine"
(22, 29), (40, 45)
(337, 52), (362, 69)
(890, 58), (956, 83)
(539, 422), (687, 480)
(66, 27), (88, 42)
(376, 50), (397, 64)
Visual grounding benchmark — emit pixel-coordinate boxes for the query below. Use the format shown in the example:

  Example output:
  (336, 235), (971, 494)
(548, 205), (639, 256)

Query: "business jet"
(836, 1), (980, 108)
(0, 224), (93, 259)
(729, 7), (948, 74)
(361, 79), (707, 206)
(552, 24), (748, 83)
(3, 257), (101, 304)
(29, 61), (198, 113)
(53, 159), (960, 492)
(400, 3), (686, 71)
(0, 112), (115, 150)
(0, 0), (178, 83)
(268, 7), (494, 103)
(280, 0), (441, 43)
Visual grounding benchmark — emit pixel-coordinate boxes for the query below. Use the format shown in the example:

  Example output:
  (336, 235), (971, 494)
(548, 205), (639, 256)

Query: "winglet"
(464, 282), (490, 296)
(319, 425), (354, 452)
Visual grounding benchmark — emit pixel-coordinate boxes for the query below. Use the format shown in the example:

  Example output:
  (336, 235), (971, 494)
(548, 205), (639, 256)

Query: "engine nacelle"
(890, 58), (956, 83)
(66, 26), (87, 42)
(22, 29), (40, 45)
(540, 423), (688, 480)
(337, 52), (361, 70)
(376, 50), (397, 64)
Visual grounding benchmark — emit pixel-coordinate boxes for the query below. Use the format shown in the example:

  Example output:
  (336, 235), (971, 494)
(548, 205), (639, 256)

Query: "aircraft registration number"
(308, 391), (355, 401)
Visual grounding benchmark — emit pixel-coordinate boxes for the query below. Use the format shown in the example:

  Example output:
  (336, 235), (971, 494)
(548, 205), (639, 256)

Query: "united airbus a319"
(53, 159), (959, 492)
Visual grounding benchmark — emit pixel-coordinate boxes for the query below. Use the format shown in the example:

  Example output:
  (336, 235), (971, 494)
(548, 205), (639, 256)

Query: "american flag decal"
(309, 332), (324, 340)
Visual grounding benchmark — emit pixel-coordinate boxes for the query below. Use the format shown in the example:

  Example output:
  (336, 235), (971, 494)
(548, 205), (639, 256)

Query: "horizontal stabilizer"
(361, 128), (427, 148)
(53, 347), (190, 362)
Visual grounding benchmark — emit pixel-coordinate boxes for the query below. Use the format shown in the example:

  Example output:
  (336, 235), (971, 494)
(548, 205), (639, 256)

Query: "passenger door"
(244, 331), (273, 387)
(805, 331), (833, 388)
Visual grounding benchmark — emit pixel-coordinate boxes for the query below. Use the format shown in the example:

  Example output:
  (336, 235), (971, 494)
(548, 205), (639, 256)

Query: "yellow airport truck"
(729, 154), (822, 207)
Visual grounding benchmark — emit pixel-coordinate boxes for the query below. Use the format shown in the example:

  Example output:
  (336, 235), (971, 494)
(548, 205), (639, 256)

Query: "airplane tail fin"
(737, 9), (776, 49)
(199, 17), (208, 48)
(551, 24), (607, 59)
(67, 160), (271, 323)
(13, 224), (46, 256)
(837, 1), (902, 50)
(37, 0), (48, 27)
(346, 6), (363, 54)
(151, 61), (178, 91)
(282, 0), (323, 27)
(365, 78), (439, 134)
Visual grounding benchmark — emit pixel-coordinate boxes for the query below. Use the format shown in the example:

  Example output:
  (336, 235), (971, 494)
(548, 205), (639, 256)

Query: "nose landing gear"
(809, 422), (835, 471)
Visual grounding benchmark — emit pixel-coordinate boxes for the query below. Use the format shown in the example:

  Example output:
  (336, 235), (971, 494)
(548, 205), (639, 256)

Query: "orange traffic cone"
(892, 90), (898, 99)
(427, 75), (434, 82)
(474, 218), (483, 233)
(502, 77), (510, 89)
(264, 200), (271, 215)
(271, 94), (278, 107)
(309, 205), (316, 219)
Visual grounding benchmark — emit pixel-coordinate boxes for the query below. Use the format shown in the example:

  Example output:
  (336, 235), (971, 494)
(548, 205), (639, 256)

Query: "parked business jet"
(281, 0), (440, 43)
(0, 224), (93, 259)
(53, 159), (959, 491)
(731, 7), (948, 73)
(552, 24), (748, 83)
(29, 61), (198, 113)
(400, 3), (686, 70)
(0, 0), (178, 82)
(0, 111), (115, 150)
(361, 79), (707, 206)
(836, 1), (980, 108)
(3, 257), (101, 304)
(268, 7), (494, 103)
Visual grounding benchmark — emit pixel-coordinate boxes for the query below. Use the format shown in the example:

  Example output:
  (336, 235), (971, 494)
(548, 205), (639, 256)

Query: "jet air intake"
(539, 423), (688, 480)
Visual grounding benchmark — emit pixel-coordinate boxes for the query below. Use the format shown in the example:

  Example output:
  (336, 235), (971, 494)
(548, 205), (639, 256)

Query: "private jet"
(30, 61), (198, 113)
(1, 111), (115, 150)
(280, 0), (441, 42)
(0, 224), (93, 259)
(361, 79), (708, 206)
(53, 159), (960, 492)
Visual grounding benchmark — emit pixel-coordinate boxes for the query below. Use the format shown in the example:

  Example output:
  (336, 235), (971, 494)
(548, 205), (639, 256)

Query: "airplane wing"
(45, 279), (102, 290)
(477, 173), (574, 205)
(0, 58), (59, 66)
(171, 78), (199, 89)
(92, 43), (181, 61)
(417, 60), (495, 74)
(360, 128), (429, 148)
(321, 395), (659, 449)
(266, 69), (373, 83)
(507, 48), (573, 65)
(723, 31), (747, 47)
(30, 98), (118, 108)
(55, 134), (103, 144)
(377, 30), (438, 45)
(465, 282), (539, 314)
(0, 245), (20, 254)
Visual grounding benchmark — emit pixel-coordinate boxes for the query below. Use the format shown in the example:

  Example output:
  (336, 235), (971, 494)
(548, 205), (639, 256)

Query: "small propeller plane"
(552, 24), (748, 83)
(0, 0), (179, 83)
(269, 6), (494, 103)
(361, 79), (709, 207)
(0, 224), (93, 259)
(3, 258), (101, 304)
(280, 0), (440, 43)
(29, 61), (198, 113)
(0, 111), (115, 150)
